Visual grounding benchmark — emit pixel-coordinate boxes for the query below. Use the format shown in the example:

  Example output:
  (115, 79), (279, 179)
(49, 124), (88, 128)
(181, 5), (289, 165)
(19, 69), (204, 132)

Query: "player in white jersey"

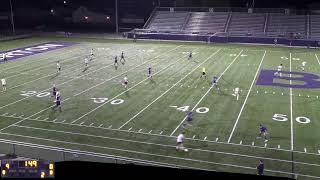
(232, 87), (240, 101)
(57, 61), (61, 73)
(2, 53), (7, 63)
(301, 61), (307, 71)
(122, 75), (128, 89)
(85, 58), (89, 67)
(274, 64), (283, 77)
(1, 78), (6, 91)
(176, 132), (188, 152)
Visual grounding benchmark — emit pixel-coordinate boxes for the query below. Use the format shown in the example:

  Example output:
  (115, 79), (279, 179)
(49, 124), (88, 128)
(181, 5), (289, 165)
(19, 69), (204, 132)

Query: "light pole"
(9, 0), (15, 34)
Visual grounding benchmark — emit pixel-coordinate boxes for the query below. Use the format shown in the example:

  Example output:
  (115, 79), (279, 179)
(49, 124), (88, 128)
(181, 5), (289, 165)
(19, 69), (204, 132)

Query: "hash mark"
(252, 142), (255, 146)
(80, 122), (85, 125)
(108, 125), (112, 129)
(53, 119), (58, 122)
(148, 130), (152, 134)
(44, 118), (49, 121)
(99, 124), (103, 127)
(215, 138), (219, 142)
(138, 129), (142, 133)
(128, 127), (132, 131)
(204, 136), (207, 140)
(90, 123), (94, 126)
(239, 140), (242, 145)
(192, 135), (196, 139)
(304, 148), (307, 153)
(160, 131), (163, 135)
(61, 120), (66, 123)
(278, 145), (281, 149)
(264, 143), (267, 147)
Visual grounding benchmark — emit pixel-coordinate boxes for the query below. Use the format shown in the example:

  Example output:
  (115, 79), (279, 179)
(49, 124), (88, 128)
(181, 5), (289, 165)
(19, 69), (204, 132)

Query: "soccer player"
(53, 91), (62, 112)
(274, 64), (283, 77)
(212, 76), (218, 87)
(57, 61), (61, 73)
(122, 75), (128, 89)
(52, 84), (57, 98)
(200, 67), (207, 79)
(257, 160), (264, 175)
(114, 56), (119, 70)
(1, 78), (6, 91)
(120, 51), (125, 65)
(232, 87), (240, 101)
(188, 51), (192, 60)
(176, 132), (188, 152)
(90, 48), (94, 61)
(274, 38), (278, 46)
(301, 61), (307, 71)
(2, 53), (7, 63)
(147, 67), (152, 79)
(257, 124), (268, 142)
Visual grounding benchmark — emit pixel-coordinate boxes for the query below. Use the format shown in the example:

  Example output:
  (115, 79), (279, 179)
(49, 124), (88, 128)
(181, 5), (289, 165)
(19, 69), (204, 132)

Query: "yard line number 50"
(272, 114), (311, 124)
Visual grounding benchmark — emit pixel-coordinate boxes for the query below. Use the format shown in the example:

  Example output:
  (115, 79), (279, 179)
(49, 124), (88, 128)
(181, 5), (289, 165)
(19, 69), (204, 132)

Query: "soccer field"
(0, 37), (319, 179)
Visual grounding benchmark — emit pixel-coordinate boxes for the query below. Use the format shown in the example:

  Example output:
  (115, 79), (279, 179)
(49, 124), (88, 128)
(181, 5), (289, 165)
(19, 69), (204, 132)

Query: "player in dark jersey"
(52, 84), (57, 98)
(120, 51), (125, 65)
(188, 51), (192, 60)
(212, 76), (218, 87)
(257, 124), (268, 142)
(182, 111), (193, 128)
(114, 56), (119, 70)
(148, 67), (152, 79)
(53, 91), (62, 112)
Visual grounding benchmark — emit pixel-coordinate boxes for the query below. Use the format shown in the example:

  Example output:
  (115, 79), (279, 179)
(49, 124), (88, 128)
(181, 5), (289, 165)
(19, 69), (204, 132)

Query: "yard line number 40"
(272, 114), (311, 124)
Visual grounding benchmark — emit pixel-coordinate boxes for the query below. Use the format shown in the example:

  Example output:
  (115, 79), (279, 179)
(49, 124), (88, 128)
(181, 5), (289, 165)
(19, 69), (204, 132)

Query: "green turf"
(0, 37), (319, 179)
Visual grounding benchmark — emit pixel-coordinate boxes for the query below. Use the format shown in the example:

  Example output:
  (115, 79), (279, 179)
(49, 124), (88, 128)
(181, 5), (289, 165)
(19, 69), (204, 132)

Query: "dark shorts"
(2, 84), (6, 87)
(56, 101), (61, 106)
(202, 72), (206, 75)
(187, 117), (192, 122)
(58, 68), (61, 71)
(124, 81), (128, 85)
(53, 92), (56, 96)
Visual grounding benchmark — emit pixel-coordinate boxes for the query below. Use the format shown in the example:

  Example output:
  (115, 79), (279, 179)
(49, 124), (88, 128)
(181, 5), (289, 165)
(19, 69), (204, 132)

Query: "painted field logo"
(256, 70), (320, 89)
(0, 42), (76, 62)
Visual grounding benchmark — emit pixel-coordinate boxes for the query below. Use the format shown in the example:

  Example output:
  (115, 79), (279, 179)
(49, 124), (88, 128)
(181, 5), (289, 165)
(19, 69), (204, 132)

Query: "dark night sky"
(1, 0), (320, 12)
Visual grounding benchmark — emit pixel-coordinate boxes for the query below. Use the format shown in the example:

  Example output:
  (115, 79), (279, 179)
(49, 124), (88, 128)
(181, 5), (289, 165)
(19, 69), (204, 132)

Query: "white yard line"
(290, 53), (294, 151)
(315, 54), (320, 66)
(170, 49), (244, 136)
(227, 51), (267, 143)
(0, 132), (318, 178)
(10, 124), (320, 167)
(2, 113), (320, 156)
(118, 49), (222, 129)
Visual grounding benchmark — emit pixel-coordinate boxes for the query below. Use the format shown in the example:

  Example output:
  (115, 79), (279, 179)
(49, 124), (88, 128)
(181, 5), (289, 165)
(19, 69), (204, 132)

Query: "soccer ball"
(184, 148), (188, 152)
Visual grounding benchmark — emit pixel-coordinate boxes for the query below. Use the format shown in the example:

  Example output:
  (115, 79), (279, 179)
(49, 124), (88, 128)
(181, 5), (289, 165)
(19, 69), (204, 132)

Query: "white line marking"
(239, 140), (242, 145)
(99, 124), (103, 127)
(204, 136), (207, 140)
(228, 51), (267, 143)
(282, 93), (284, 95)
(290, 53), (294, 151)
(53, 119), (57, 122)
(192, 135), (196, 139)
(128, 127), (132, 131)
(278, 145), (281, 149)
(108, 125), (112, 129)
(304, 148), (307, 153)
(138, 129), (142, 133)
(148, 130), (152, 134)
(80, 122), (85, 125)
(43, 118), (48, 121)
(170, 50), (243, 136)
(35, 116), (41, 120)
(252, 142), (255, 146)
(264, 143), (267, 147)
(215, 138), (219, 142)
(61, 120), (66, 123)
(90, 123), (94, 126)
(160, 131), (163, 135)
(318, 150), (320, 154)
(119, 49), (222, 130)
(315, 54), (320, 66)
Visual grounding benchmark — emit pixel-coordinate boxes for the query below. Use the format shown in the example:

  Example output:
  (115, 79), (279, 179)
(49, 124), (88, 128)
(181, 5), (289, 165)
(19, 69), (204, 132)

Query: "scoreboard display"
(1, 160), (54, 178)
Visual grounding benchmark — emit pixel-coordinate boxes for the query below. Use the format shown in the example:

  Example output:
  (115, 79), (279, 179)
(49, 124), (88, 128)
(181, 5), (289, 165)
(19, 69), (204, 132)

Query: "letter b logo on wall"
(256, 70), (320, 89)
